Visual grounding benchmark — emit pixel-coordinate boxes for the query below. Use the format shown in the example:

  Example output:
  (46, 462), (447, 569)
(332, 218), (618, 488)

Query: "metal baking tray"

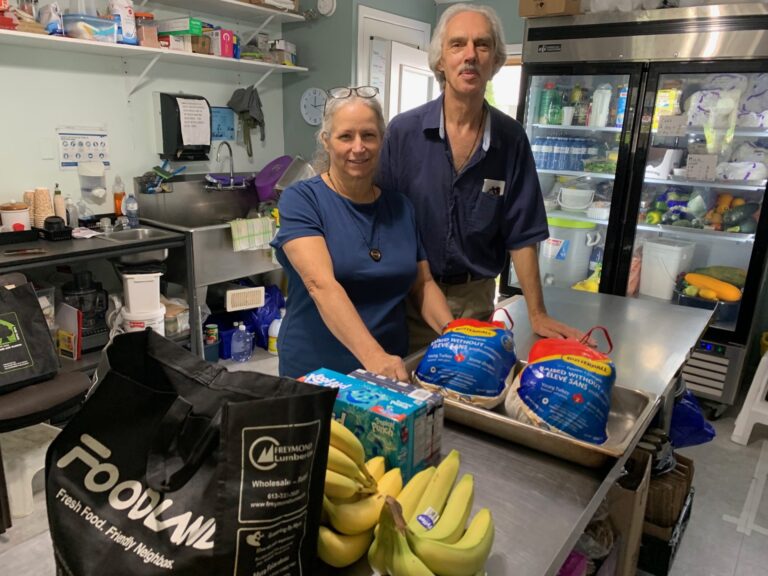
(404, 354), (657, 468)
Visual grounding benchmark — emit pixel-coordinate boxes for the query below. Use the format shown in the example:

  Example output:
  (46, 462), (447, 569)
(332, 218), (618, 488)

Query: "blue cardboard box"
(301, 368), (433, 481)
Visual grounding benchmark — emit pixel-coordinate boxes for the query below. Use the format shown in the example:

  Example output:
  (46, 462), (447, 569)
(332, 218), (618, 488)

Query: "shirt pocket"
(468, 188), (504, 238)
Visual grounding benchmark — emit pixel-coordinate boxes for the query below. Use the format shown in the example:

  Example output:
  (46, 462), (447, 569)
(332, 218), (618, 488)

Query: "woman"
(270, 86), (453, 380)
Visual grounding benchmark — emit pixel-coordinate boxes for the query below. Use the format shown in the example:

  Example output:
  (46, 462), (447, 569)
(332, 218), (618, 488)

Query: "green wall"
(283, 0), (436, 163)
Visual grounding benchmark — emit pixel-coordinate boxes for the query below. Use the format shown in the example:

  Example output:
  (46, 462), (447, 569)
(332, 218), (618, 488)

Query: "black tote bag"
(46, 330), (336, 576)
(0, 282), (59, 394)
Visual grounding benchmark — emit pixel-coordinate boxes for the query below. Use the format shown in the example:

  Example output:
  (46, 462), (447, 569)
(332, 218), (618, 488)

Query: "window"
(487, 47), (523, 120)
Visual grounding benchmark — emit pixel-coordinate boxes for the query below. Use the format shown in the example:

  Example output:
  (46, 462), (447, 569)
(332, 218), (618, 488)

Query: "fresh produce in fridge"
(645, 210), (663, 225)
(692, 266), (747, 288)
(722, 202), (760, 226)
(698, 288), (718, 301)
(682, 285), (700, 297)
(684, 273), (742, 302)
(726, 219), (757, 234)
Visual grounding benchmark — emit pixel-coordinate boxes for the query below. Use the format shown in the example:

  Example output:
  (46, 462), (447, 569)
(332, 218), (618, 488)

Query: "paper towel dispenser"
(155, 92), (212, 161)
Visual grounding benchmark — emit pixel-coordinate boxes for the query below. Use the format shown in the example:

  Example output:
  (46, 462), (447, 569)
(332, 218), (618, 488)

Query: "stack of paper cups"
(33, 187), (54, 228)
(23, 190), (35, 224)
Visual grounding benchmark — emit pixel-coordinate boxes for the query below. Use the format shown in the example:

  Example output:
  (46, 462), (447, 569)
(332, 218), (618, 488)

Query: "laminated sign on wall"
(45, 330), (336, 576)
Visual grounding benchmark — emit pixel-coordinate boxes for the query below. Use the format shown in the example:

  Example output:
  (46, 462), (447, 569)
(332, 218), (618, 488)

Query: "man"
(378, 3), (584, 352)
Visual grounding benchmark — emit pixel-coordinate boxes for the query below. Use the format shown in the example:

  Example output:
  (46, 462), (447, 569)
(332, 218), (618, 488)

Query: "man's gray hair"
(428, 3), (507, 90)
(312, 94), (386, 173)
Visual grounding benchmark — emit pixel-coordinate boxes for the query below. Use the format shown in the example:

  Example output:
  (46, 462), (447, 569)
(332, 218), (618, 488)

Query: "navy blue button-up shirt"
(377, 96), (548, 279)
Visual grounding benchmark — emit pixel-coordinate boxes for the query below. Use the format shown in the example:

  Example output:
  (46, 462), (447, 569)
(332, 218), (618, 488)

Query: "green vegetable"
(726, 219), (757, 234)
(693, 266), (747, 288)
(722, 203), (760, 226)
(683, 285), (700, 297)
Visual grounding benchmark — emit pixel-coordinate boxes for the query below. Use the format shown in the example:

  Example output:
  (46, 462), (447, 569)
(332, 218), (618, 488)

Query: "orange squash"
(684, 273), (741, 302)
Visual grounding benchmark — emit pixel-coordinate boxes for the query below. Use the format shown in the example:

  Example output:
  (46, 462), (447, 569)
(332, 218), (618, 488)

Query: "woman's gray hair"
(311, 93), (387, 173)
(428, 4), (507, 90)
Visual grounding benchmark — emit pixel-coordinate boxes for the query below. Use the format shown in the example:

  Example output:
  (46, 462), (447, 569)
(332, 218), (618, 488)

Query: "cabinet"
(0, 228), (186, 373)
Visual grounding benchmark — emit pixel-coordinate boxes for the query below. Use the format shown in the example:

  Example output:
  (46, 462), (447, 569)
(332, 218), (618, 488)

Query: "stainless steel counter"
(504, 288), (714, 401)
(341, 288), (713, 576)
(0, 225), (185, 273)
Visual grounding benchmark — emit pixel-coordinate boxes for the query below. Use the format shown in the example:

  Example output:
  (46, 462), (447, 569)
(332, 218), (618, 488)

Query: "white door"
(387, 40), (436, 121)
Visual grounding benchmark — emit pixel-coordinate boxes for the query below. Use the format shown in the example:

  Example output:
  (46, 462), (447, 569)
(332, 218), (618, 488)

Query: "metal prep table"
(342, 287), (713, 576)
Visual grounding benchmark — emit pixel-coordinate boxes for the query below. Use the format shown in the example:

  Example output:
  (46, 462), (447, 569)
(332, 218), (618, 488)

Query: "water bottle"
(541, 137), (554, 170)
(531, 137), (543, 167)
(267, 309), (285, 355)
(555, 137), (568, 171)
(231, 324), (253, 363)
(123, 191), (139, 228)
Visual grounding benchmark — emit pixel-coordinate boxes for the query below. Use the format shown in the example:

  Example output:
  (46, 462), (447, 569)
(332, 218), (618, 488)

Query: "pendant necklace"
(327, 171), (382, 262)
(452, 107), (486, 173)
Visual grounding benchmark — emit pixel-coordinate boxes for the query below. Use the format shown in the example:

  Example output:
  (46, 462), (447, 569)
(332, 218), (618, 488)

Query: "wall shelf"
(147, 0), (305, 24)
(0, 29), (307, 95)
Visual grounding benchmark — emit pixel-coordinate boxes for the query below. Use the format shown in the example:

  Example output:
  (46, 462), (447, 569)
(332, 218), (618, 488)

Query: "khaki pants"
(406, 278), (497, 354)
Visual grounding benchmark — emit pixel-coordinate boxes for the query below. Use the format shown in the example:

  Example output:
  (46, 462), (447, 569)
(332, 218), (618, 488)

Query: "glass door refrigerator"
(502, 63), (644, 294)
(504, 3), (768, 407)
(622, 62), (768, 406)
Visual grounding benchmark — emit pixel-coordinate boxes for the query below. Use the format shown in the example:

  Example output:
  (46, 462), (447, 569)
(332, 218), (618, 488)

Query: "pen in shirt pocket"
(482, 178), (505, 197)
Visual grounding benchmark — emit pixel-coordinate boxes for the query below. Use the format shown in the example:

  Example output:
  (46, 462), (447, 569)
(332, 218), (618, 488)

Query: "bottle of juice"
(538, 82), (557, 124)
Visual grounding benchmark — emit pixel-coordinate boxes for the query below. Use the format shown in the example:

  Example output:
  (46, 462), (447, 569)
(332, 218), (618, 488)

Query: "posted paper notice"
(177, 98), (211, 146)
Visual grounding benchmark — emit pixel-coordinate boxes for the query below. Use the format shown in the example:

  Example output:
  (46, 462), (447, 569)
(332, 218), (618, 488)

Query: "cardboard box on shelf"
(159, 34), (192, 53)
(519, 0), (582, 18)
(606, 449), (652, 576)
(638, 487), (695, 576)
(268, 49), (296, 66)
(191, 34), (211, 55)
(205, 29), (234, 58)
(155, 17), (202, 36)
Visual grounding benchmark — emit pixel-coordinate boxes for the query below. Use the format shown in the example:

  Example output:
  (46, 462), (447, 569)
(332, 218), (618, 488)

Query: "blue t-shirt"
(377, 96), (548, 279)
(270, 175), (426, 378)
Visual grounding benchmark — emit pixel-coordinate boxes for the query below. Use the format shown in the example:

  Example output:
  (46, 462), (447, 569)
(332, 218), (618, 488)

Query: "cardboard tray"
(404, 353), (655, 468)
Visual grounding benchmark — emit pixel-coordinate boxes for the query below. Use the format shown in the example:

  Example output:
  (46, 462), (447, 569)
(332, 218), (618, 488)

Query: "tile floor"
(2, 400), (767, 575)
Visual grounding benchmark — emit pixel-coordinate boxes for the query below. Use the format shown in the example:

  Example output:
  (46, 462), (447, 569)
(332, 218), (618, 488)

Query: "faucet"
(216, 141), (234, 188)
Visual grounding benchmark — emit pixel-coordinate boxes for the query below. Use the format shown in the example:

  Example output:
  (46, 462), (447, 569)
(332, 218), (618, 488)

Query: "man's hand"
(530, 312), (586, 341)
(363, 351), (409, 382)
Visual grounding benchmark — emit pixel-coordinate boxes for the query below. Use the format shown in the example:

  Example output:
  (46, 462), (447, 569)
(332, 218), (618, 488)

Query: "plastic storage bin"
(640, 238), (696, 300)
(63, 14), (117, 43)
(122, 272), (162, 314)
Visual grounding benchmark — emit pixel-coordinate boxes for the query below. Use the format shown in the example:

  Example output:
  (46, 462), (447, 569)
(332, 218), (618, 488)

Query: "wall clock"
(317, 0), (336, 17)
(300, 87), (327, 126)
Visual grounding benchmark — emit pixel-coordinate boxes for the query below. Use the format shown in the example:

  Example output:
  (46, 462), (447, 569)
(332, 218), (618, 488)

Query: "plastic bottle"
(268, 309), (285, 355)
(570, 84), (582, 105)
(112, 175), (126, 217)
(64, 196), (79, 228)
(53, 183), (67, 220)
(538, 82), (557, 124)
(616, 84), (629, 128)
(546, 89), (563, 125)
(123, 190), (139, 228)
(231, 324), (253, 363)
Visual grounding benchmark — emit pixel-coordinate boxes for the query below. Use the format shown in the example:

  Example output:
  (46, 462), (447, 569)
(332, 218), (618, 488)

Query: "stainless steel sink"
(98, 228), (169, 241)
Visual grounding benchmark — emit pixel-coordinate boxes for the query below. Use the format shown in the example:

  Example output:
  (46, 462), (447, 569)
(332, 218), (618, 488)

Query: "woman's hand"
(363, 351), (409, 382)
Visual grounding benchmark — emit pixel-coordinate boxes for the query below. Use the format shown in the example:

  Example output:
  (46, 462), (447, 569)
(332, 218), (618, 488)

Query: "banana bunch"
(368, 449), (495, 576)
(317, 420), (403, 568)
